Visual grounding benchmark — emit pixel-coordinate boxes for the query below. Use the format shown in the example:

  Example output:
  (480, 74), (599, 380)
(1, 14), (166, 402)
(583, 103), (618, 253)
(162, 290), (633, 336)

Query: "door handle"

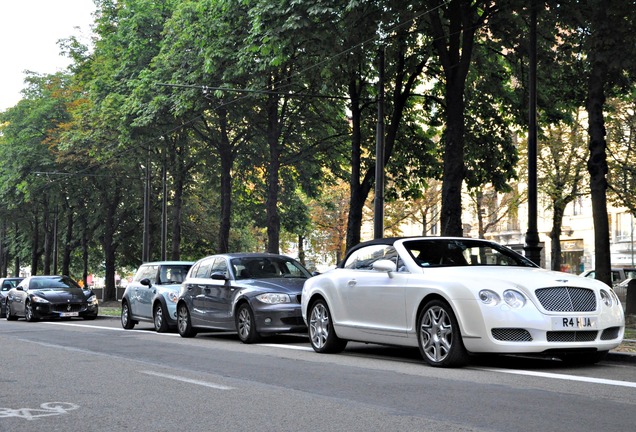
(347, 279), (356, 287)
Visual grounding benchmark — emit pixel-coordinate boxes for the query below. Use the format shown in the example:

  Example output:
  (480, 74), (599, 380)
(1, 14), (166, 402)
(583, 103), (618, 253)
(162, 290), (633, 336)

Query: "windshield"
(29, 276), (82, 290)
(231, 257), (311, 280)
(403, 239), (537, 268)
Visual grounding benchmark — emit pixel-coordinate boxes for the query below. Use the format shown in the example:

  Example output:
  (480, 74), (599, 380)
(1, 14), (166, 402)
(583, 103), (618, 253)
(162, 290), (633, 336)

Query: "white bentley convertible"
(301, 237), (625, 367)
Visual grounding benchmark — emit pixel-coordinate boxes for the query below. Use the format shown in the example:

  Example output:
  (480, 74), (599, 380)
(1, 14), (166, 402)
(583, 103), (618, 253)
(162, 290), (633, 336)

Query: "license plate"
(60, 312), (79, 317)
(552, 317), (597, 329)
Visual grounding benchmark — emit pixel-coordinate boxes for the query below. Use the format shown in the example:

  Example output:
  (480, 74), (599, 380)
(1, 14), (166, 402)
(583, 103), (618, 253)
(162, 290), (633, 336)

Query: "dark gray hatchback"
(176, 253), (311, 343)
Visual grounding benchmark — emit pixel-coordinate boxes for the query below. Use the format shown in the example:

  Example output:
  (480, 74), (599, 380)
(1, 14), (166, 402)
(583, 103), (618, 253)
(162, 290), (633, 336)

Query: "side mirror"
(373, 259), (397, 274)
(211, 272), (228, 281)
(16, 286), (24, 291)
(140, 278), (152, 287)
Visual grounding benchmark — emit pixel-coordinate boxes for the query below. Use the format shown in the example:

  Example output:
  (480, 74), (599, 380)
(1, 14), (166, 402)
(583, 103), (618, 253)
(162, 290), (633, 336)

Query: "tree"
(538, 116), (588, 271)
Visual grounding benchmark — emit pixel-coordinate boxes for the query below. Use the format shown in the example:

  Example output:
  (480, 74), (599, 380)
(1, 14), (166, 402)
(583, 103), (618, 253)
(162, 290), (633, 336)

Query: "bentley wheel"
(154, 303), (169, 333)
(308, 299), (347, 353)
(121, 301), (135, 329)
(25, 301), (38, 322)
(417, 300), (468, 367)
(177, 303), (197, 338)
(236, 303), (261, 344)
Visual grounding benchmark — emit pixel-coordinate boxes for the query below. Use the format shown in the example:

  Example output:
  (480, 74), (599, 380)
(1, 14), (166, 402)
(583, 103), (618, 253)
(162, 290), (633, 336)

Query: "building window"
(615, 212), (633, 242)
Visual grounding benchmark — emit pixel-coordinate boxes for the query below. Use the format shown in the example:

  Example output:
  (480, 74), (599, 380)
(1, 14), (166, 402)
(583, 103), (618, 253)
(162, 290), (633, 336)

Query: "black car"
(0, 277), (24, 318)
(5, 275), (99, 321)
(176, 253), (311, 342)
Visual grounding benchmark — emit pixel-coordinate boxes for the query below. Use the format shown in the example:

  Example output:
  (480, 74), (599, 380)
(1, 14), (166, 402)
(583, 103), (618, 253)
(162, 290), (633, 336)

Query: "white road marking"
(475, 367), (636, 388)
(140, 370), (233, 390)
(41, 321), (179, 336)
(258, 343), (313, 351)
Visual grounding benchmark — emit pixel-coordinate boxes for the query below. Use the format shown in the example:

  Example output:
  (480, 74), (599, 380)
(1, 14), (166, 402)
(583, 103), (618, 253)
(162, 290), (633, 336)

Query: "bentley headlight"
(87, 294), (98, 305)
(600, 289), (613, 307)
(256, 293), (290, 304)
(479, 290), (500, 305)
(31, 295), (50, 304)
(503, 290), (526, 308)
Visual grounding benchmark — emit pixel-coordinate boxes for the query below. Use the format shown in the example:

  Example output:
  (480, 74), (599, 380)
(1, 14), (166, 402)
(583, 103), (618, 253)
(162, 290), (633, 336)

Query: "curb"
(607, 351), (636, 363)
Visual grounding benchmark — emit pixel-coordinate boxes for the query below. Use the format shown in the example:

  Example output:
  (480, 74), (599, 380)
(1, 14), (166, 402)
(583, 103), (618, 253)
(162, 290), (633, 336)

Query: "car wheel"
(235, 303), (261, 344)
(177, 303), (197, 338)
(121, 301), (135, 329)
(153, 303), (169, 333)
(6, 302), (17, 321)
(25, 301), (38, 322)
(417, 300), (468, 367)
(308, 299), (347, 353)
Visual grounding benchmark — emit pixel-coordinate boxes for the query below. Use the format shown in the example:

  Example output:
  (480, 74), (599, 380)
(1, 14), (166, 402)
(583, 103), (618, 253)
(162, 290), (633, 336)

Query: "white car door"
(336, 245), (408, 340)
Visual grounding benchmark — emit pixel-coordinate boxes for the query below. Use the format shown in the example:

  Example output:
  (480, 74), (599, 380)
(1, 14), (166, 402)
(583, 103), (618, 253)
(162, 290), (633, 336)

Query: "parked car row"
(3, 237), (626, 368)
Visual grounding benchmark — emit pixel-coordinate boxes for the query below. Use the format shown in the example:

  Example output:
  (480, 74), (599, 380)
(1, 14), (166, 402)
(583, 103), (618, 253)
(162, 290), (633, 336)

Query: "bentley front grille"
(535, 287), (596, 312)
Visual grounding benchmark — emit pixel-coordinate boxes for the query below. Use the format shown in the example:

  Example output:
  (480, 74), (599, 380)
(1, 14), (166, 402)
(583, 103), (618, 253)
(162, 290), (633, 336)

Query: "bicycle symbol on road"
(0, 402), (79, 420)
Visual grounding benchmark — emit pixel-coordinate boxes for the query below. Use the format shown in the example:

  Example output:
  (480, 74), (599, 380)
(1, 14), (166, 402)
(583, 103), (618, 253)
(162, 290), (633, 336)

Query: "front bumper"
(252, 302), (307, 334)
(456, 298), (625, 354)
(32, 302), (99, 319)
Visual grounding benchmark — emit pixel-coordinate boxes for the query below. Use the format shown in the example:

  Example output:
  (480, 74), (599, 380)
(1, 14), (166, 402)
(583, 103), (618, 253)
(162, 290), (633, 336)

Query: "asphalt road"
(1, 317), (634, 432)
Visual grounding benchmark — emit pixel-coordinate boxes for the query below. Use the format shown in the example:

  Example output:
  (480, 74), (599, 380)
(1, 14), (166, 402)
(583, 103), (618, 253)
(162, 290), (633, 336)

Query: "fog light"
(265, 318), (272, 324)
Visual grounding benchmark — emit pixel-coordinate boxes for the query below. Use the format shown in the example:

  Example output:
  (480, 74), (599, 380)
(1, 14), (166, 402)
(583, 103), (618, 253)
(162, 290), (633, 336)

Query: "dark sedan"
(177, 253), (311, 342)
(5, 275), (99, 321)
(0, 277), (24, 318)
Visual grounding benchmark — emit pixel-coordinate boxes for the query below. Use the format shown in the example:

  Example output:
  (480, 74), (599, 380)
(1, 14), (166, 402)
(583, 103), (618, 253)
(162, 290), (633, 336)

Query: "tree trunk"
(217, 109), (234, 254)
(31, 209), (40, 276)
(550, 205), (565, 271)
(586, 6), (612, 287)
(62, 208), (74, 276)
(265, 89), (282, 254)
(441, 81), (466, 237)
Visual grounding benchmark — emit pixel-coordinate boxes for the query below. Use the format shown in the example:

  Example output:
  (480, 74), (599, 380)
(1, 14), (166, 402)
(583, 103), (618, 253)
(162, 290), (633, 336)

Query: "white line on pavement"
(140, 370), (233, 390)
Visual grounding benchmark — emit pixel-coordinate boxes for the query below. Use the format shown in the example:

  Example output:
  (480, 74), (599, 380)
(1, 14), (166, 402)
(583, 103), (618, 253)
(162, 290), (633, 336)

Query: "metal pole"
(524, 1), (542, 266)
(374, 47), (385, 240)
(142, 156), (151, 263)
(161, 152), (168, 261)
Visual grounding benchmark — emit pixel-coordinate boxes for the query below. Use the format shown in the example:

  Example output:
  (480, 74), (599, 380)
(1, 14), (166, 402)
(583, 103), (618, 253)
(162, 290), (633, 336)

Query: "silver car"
(176, 253), (311, 343)
(121, 261), (193, 332)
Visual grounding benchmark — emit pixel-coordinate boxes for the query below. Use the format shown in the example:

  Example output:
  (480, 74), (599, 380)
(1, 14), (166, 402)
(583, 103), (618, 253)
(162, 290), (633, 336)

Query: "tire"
(177, 303), (197, 338)
(121, 301), (135, 329)
(153, 302), (169, 333)
(25, 301), (39, 322)
(6, 302), (17, 321)
(235, 303), (261, 344)
(308, 299), (347, 353)
(417, 300), (468, 367)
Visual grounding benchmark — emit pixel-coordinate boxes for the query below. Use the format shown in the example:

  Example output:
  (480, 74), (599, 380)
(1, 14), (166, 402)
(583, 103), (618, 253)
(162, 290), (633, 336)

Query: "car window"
(194, 259), (214, 278)
(404, 239), (534, 267)
(344, 245), (398, 270)
(159, 265), (192, 284)
(135, 265), (159, 282)
(625, 269), (636, 279)
(29, 276), (80, 290)
(1, 279), (20, 290)
(210, 258), (228, 277)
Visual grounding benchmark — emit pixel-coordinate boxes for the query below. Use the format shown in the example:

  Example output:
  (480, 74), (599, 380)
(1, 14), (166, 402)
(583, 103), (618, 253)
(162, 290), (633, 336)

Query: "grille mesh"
(600, 327), (621, 341)
(535, 287), (596, 312)
(52, 303), (83, 313)
(492, 328), (533, 342)
(547, 331), (598, 342)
